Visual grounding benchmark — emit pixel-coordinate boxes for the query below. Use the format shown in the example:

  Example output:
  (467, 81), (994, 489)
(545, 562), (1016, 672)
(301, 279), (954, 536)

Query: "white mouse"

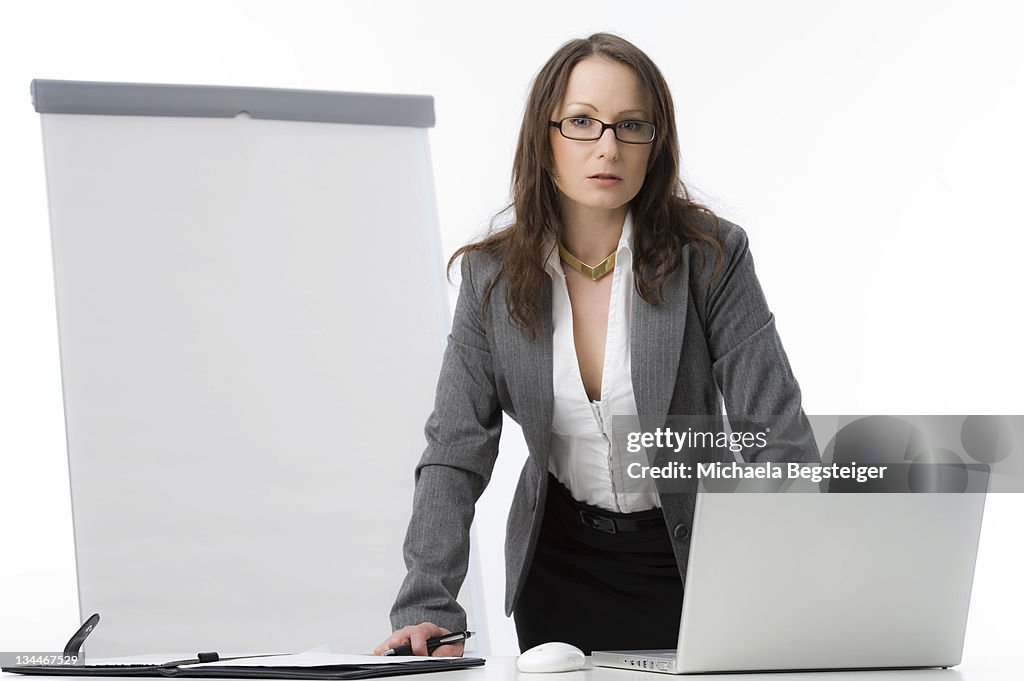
(517, 642), (586, 673)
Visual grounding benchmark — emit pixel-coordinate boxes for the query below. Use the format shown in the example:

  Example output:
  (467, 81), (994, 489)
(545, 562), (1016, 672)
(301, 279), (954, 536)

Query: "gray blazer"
(389, 215), (817, 632)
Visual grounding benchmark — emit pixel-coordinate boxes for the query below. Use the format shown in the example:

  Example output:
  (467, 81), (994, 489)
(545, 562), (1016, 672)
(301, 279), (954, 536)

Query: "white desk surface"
(1, 656), (1018, 681)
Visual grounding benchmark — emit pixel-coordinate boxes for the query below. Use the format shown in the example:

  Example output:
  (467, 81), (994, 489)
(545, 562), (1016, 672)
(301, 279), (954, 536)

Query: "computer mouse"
(517, 642), (586, 673)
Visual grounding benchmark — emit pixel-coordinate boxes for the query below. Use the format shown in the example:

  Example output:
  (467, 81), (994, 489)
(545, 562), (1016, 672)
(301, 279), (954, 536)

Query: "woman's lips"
(587, 174), (622, 187)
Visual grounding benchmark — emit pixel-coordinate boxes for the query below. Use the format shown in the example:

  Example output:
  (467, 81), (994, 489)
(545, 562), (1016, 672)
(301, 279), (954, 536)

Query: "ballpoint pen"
(383, 631), (473, 656)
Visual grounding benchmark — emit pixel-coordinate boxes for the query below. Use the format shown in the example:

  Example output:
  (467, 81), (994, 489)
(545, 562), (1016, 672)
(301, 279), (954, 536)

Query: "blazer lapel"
(632, 252), (690, 429)
(495, 275), (555, 472)
(497, 253), (689, 472)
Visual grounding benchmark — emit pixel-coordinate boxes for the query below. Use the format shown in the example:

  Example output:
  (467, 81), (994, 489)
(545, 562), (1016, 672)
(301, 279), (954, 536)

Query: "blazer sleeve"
(700, 222), (819, 464)
(389, 252), (503, 632)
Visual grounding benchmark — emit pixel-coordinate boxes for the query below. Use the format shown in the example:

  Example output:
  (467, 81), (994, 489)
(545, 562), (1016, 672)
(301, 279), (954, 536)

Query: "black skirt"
(513, 474), (684, 654)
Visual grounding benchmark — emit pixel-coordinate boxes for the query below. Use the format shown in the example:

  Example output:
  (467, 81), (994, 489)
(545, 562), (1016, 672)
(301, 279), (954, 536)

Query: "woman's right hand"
(373, 622), (465, 657)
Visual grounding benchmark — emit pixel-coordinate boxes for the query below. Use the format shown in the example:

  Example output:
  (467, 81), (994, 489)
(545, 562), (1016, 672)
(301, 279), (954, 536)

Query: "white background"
(2, 0), (1022, 660)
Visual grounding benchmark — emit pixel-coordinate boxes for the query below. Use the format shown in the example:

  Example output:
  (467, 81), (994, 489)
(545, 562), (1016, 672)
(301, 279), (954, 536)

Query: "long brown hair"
(449, 32), (725, 340)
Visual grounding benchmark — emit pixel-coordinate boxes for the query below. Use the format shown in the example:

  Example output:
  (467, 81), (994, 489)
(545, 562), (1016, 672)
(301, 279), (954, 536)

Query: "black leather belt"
(578, 509), (665, 534)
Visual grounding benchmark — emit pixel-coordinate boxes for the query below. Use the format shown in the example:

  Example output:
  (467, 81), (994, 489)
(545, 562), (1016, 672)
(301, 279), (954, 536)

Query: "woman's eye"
(619, 121), (639, 131)
(568, 117), (594, 128)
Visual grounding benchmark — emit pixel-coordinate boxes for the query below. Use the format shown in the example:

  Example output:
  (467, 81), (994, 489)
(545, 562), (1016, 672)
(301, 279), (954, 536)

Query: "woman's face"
(549, 56), (654, 221)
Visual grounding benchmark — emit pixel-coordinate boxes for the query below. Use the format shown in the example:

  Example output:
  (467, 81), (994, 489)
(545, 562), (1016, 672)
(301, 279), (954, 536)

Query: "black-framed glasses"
(549, 117), (656, 144)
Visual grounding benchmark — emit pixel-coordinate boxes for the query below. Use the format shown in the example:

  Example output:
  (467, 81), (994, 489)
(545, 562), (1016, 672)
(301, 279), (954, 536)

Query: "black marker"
(383, 631), (473, 656)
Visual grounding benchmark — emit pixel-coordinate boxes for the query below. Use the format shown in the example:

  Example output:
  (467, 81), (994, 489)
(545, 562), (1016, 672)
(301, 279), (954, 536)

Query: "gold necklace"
(558, 243), (616, 281)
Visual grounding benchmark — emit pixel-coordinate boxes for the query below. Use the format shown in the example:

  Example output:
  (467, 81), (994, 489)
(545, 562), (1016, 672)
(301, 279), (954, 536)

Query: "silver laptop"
(592, 491), (986, 673)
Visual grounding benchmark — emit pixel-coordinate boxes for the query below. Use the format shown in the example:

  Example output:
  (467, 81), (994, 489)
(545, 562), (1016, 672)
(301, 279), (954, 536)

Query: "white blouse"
(542, 211), (661, 513)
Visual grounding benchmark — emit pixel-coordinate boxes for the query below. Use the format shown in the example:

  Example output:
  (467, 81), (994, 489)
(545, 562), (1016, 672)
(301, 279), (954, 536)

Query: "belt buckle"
(579, 509), (617, 534)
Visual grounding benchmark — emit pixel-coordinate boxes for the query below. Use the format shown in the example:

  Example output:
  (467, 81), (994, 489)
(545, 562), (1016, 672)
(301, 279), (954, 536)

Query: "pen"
(383, 631), (473, 656)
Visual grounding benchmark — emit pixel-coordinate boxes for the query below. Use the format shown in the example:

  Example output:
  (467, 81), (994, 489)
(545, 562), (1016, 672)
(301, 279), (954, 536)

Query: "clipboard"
(1, 615), (485, 680)
(3, 658), (486, 680)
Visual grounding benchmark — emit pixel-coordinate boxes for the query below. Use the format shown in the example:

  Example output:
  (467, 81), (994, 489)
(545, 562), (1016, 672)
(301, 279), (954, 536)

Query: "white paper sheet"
(182, 651), (458, 668)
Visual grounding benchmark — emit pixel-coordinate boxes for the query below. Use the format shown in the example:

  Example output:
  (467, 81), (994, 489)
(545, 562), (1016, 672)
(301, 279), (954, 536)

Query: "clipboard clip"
(60, 613), (220, 667)
(63, 613), (100, 658)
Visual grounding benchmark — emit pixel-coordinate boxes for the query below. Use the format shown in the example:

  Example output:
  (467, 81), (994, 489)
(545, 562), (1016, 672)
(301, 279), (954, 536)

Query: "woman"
(374, 32), (816, 656)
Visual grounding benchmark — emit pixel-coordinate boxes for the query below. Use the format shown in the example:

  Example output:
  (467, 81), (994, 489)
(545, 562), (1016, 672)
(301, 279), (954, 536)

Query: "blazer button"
(673, 524), (690, 540)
